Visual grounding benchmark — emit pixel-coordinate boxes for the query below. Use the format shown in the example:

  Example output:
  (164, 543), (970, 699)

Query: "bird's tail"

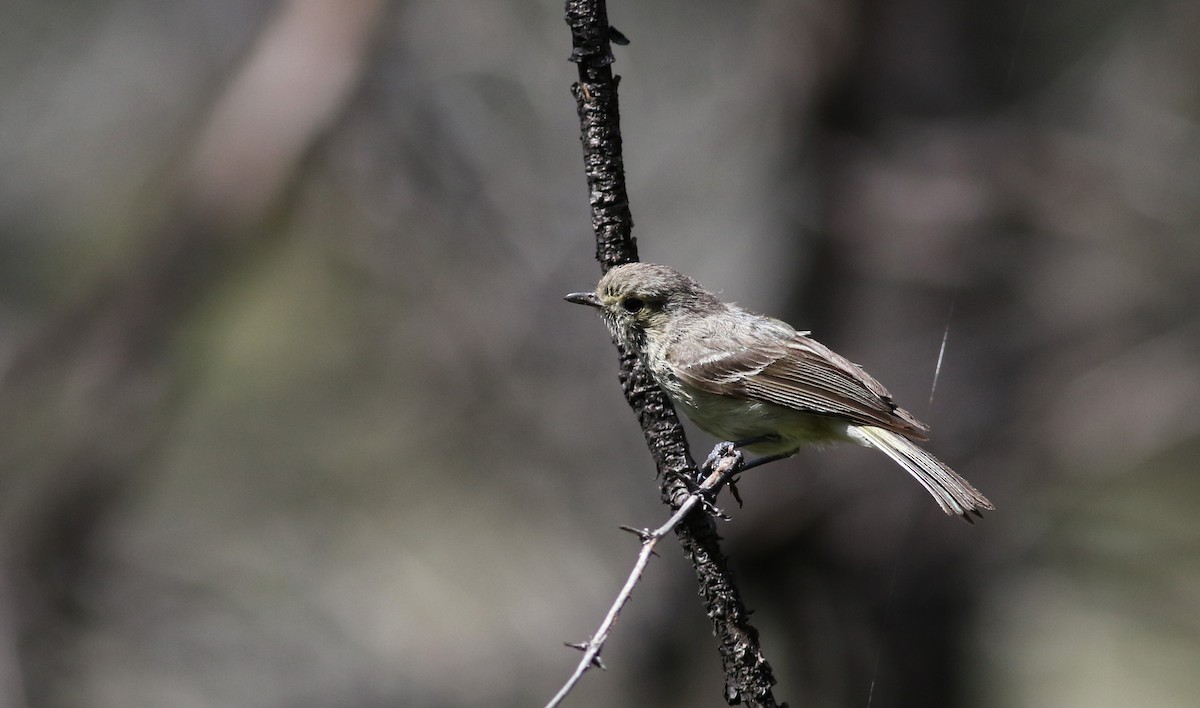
(850, 426), (994, 522)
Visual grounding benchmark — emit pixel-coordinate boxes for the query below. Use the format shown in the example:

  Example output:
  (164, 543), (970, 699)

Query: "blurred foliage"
(0, 1), (1198, 707)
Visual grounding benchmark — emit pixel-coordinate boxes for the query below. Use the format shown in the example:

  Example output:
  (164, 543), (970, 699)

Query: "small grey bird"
(566, 262), (993, 521)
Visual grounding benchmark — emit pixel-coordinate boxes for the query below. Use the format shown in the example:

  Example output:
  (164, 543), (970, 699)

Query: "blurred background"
(1, 1), (1198, 706)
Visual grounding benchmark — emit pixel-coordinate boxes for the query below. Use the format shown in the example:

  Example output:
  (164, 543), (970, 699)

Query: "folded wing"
(671, 319), (930, 440)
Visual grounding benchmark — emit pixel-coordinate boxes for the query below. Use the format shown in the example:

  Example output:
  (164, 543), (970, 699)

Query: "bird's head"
(565, 262), (720, 349)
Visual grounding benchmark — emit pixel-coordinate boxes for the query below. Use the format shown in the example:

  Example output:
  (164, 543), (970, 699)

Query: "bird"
(566, 262), (993, 521)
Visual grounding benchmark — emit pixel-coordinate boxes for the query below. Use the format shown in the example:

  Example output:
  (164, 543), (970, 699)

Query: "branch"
(561, 1), (784, 705)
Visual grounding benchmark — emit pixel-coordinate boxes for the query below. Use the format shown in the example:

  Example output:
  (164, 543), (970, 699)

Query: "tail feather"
(850, 426), (994, 521)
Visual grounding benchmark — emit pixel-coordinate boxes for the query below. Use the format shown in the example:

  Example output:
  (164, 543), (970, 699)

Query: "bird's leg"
(737, 450), (797, 473)
(712, 435), (796, 505)
(688, 442), (740, 517)
(728, 434), (796, 471)
(699, 437), (796, 507)
(728, 452), (796, 507)
(700, 441), (738, 475)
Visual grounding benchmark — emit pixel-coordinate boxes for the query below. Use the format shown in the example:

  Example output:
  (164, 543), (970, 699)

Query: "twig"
(544, 445), (743, 708)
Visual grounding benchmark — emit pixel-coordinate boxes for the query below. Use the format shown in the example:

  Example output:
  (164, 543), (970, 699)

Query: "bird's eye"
(622, 297), (644, 313)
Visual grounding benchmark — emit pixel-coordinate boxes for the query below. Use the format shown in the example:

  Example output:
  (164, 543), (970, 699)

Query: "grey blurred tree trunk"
(0, 2), (386, 704)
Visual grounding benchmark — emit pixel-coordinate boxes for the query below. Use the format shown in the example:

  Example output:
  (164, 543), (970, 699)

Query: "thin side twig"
(544, 445), (744, 708)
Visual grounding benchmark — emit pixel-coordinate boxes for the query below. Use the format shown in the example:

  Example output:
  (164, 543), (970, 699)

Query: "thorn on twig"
(608, 25), (630, 45)
(564, 642), (606, 670)
(618, 525), (653, 542)
(618, 525), (660, 555)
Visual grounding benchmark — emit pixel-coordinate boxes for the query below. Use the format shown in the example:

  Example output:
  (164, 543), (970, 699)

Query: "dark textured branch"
(562, 1), (783, 705)
(566, 3), (636, 270)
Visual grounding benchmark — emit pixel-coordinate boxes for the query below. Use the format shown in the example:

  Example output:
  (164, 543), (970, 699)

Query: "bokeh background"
(2, 1), (1198, 706)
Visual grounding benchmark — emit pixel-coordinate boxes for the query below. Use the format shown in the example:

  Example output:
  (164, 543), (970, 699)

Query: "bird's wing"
(671, 323), (930, 439)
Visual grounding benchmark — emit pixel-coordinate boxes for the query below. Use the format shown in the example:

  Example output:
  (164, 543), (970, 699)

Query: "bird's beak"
(564, 291), (602, 308)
